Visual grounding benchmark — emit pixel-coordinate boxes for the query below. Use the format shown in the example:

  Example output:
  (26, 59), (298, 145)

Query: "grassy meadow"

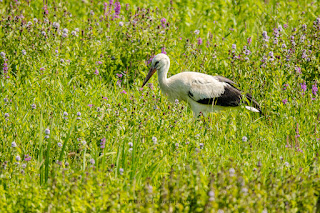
(1, 0), (320, 212)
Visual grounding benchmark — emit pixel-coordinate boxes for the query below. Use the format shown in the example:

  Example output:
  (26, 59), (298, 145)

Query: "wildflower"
(22, 164), (27, 169)
(88, 104), (93, 107)
(242, 136), (248, 142)
(63, 112), (68, 116)
(283, 84), (289, 90)
(245, 50), (251, 55)
(262, 209), (268, 213)
(269, 51), (273, 57)
(0, 52), (5, 58)
(284, 24), (288, 28)
(62, 28), (69, 34)
(24, 155), (31, 161)
(152, 136), (157, 144)
(114, 1), (121, 15)
(199, 143), (204, 149)
(60, 59), (65, 63)
(119, 168), (124, 175)
(262, 31), (268, 39)
(128, 142), (133, 147)
(120, 90), (127, 94)
(241, 188), (248, 195)
(71, 31), (77, 36)
(41, 31), (46, 36)
(90, 158), (95, 165)
(302, 24), (307, 30)
(247, 37), (252, 45)
(97, 107), (101, 112)
(45, 128), (50, 135)
(175, 99), (179, 104)
(161, 47), (167, 54)
(53, 22), (60, 29)
(284, 162), (290, 167)
(197, 37), (203, 45)
(22, 50), (26, 55)
(62, 33), (68, 38)
(123, 108), (127, 112)
(11, 141), (17, 148)
(244, 57), (249, 61)
(301, 82), (307, 91)
(232, 44), (236, 49)
(82, 140), (87, 146)
(94, 69), (99, 75)
(278, 25), (283, 31)
(281, 43), (287, 48)
(257, 161), (262, 167)
(33, 18), (38, 23)
(282, 99), (288, 104)
(4, 113), (9, 118)
(77, 112), (81, 116)
(312, 83), (318, 95)
(229, 168), (235, 177)
(57, 142), (62, 147)
(129, 148), (133, 152)
(194, 30), (200, 35)
(175, 143), (179, 148)
(208, 190), (215, 200)
(119, 21), (124, 27)
(16, 155), (21, 161)
(273, 38), (278, 44)
(295, 66), (301, 74)
(75, 28), (79, 32)
(116, 73), (123, 78)
(161, 18), (166, 27)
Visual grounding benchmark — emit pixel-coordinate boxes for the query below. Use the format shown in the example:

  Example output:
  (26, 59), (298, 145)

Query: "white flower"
(119, 21), (124, 27)
(41, 31), (46, 36)
(57, 142), (63, 147)
(194, 30), (200, 35)
(0, 52), (5, 58)
(119, 168), (124, 175)
(53, 22), (60, 29)
(75, 28), (80, 32)
(22, 50), (26, 55)
(45, 128), (50, 135)
(152, 136), (157, 144)
(229, 168), (235, 176)
(242, 136), (248, 142)
(63, 28), (69, 34)
(284, 162), (290, 167)
(33, 18), (38, 23)
(90, 158), (95, 165)
(11, 141), (17, 148)
(16, 155), (21, 161)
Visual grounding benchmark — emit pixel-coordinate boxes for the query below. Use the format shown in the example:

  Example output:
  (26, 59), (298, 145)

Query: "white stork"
(142, 53), (262, 117)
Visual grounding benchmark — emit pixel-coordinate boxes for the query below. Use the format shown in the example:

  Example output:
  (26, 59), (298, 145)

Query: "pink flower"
(97, 61), (103, 64)
(94, 69), (99, 75)
(282, 99), (288, 104)
(40, 67), (45, 71)
(103, 97), (108, 100)
(120, 90), (127, 94)
(88, 104), (93, 107)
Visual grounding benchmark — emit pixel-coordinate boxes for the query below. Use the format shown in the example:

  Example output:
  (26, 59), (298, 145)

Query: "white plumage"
(142, 53), (262, 117)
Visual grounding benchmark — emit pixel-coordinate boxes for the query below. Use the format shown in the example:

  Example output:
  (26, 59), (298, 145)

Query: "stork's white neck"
(157, 59), (170, 92)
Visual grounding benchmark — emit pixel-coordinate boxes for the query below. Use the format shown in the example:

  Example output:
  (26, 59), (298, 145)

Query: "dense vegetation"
(1, 0), (320, 211)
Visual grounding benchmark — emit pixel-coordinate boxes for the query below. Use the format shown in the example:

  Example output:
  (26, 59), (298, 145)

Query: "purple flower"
(24, 155), (31, 161)
(40, 67), (45, 71)
(282, 99), (288, 104)
(161, 18), (166, 28)
(116, 73), (123, 78)
(295, 66), (301, 74)
(197, 37), (203, 45)
(147, 55), (154, 65)
(284, 24), (288, 28)
(301, 82), (307, 91)
(88, 104), (93, 107)
(109, 0), (113, 7)
(94, 69), (99, 75)
(312, 83), (318, 95)
(114, 1), (121, 16)
(262, 31), (268, 39)
(97, 61), (103, 64)
(247, 37), (252, 45)
(161, 47), (167, 54)
(232, 44), (236, 49)
(283, 84), (289, 90)
(120, 90), (127, 94)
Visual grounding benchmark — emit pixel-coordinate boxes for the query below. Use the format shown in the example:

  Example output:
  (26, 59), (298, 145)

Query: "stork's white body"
(159, 71), (228, 116)
(142, 54), (261, 117)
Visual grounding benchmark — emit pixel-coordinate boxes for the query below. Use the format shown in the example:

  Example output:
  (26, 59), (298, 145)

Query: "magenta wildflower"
(24, 155), (31, 161)
(161, 18), (166, 28)
(114, 1), (121, 16)
(147, 55), (154, 65)
(97, 61), (103, 64)
(109, 0), (113, 7)
(40, 67), (45, 71)
(284, 24), (288, 28)
(282, 99), (288, 104)
(103, 97), (108, 100)
(94, 69), (99, 75)
(301, 82), (307, 91)
(88, 104), (93, 107)
(197, 37), (203, 45)
(312, 82), (318, 95)
(120, 90), (127, 94)
(283, 84), (289, 90)
(116, 73), (123, 78)
(247, 37), (252, 45)
(295, 66), (301, 74)
(161, 47), (167, 54)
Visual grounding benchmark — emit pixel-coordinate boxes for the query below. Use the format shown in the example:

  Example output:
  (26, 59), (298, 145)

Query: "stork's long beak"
(142, 67), (157, 87)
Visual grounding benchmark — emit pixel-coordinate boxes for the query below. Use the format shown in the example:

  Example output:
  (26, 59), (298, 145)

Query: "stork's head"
(142, 53), (170, 87)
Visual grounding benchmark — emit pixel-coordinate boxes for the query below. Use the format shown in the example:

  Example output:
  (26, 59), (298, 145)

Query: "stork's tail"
(243, 93), (263, 115)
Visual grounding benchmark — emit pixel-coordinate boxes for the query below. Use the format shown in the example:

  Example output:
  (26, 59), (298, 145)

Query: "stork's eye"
(155, 61), (159, 66)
